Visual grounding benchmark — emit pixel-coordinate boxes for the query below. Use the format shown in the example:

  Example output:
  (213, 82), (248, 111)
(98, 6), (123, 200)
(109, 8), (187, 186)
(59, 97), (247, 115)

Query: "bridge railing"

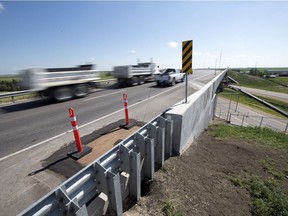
(19, 114), (173, 216)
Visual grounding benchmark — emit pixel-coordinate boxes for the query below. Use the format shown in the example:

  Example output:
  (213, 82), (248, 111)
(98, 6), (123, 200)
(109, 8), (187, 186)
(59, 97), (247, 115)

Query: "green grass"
(268, 77), (288, 86)
(257, 95), (288, 113)
(99, 71), (113, 80)
(0, 75), (21, 82)
(209, 123), (288, 149)
(230, 174), (288, 216)
(228, 70), (288, 94)
(219, 88), (288, 117)
(162, 200), (182, 216)
(260, 159), (285, 180)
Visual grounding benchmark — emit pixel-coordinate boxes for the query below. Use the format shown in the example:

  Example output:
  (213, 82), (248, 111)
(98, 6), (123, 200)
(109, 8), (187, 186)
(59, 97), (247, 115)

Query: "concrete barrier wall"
(165, 69), (227, 154)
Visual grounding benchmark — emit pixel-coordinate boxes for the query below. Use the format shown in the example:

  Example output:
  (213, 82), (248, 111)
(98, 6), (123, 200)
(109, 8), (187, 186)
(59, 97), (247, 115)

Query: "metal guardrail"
(19, 114), (173, 216)
(0, 90), (36, 102)
(229, 85), (288, 118)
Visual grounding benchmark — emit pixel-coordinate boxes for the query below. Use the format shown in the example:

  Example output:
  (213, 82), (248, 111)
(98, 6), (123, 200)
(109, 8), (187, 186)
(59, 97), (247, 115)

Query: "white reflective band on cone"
(72, 126), (78, 131)
(70, 117), (77, 122)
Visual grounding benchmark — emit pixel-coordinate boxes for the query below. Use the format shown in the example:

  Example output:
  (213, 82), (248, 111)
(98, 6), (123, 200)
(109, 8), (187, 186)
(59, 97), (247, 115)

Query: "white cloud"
(0, 3), (4, 13)
(167, 41), (178, 48)
(130, 50), (136, 54)
(194, 51), (216, 58)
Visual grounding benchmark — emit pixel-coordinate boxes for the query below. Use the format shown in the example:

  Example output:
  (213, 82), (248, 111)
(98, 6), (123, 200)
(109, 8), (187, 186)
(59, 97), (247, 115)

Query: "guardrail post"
(119, 145), (141, 200)
(285, 122), (288, 133)
(145, 137), (155, 180)
(135, 133), (154, 181)
(148, 124), (164, 168)
(94, 162), (123, 215)
(165, 118), (173, 159)
(55, 187), (87, 215)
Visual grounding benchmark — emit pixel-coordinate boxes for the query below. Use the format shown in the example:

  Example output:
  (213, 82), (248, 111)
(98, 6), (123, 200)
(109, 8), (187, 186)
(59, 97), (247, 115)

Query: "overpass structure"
(19, 69), (227, 216)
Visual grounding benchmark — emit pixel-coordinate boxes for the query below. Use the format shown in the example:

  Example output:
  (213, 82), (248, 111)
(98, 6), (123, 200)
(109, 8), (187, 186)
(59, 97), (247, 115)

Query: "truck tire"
(181, 75), (185, 82)
(52, 86), (73, 102)
(73, 84), (89, 98)
(131, 77), (139, 86)
(171, 78), (176, 86)
(138, 76), (145, 85)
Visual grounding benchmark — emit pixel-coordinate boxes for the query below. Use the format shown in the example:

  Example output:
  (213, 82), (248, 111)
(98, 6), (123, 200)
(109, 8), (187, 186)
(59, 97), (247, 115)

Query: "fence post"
(241, 115), (245, 126)
(285, 122), (288, 133)
(259, 117), (264, 127)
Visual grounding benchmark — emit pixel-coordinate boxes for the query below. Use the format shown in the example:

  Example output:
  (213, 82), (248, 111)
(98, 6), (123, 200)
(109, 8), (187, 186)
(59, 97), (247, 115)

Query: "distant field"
(268, 77), (288, 86)
(0, 75), (20, 82)
(228, 70), (288, 94)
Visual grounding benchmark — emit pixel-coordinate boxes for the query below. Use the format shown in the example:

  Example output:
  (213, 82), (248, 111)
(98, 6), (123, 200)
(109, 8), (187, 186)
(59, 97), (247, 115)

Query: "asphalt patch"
(41, 119), (145, 179)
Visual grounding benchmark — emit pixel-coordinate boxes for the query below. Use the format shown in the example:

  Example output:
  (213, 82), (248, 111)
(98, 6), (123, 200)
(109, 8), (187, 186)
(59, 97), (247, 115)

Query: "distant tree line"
(249, 68), (267, 77)
(0, 79), (21, 92)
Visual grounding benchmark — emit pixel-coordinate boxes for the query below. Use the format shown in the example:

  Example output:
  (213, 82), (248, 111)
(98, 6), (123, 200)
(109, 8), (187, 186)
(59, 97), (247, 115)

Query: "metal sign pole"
(182, 40), (193, 104)
(185, 71), (188, 103)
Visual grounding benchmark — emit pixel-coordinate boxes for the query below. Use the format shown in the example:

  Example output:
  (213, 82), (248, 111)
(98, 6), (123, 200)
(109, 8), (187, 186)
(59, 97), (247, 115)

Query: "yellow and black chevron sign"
(182, 40), (193, 74)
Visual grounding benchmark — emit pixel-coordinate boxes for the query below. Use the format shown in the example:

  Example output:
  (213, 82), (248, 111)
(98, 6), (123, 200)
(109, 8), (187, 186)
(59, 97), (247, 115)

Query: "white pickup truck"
(155, 68), (185, 86)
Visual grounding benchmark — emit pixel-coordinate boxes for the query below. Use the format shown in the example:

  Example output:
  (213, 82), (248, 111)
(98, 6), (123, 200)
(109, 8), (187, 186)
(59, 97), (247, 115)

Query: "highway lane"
(0, 69), (218, 159)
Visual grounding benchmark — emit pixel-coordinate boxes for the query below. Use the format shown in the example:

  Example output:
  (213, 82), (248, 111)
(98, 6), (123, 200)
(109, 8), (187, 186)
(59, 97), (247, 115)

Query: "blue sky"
(0, 1), (288, 74)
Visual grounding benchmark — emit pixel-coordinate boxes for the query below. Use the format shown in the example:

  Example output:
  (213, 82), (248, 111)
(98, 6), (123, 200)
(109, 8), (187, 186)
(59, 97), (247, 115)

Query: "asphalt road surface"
(0, 69), (217, 160)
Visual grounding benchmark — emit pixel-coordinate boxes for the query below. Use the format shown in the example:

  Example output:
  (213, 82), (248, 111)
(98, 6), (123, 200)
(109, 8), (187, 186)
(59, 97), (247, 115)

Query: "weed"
(260, 159), (285, 180)
(230, 174), (288, 216)
(162, 200), (182, 216)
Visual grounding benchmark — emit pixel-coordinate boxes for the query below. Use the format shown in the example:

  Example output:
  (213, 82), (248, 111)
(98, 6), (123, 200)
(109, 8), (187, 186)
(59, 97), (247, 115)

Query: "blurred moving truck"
(21, 64), (99, 102)
(113, 61), (159, 86)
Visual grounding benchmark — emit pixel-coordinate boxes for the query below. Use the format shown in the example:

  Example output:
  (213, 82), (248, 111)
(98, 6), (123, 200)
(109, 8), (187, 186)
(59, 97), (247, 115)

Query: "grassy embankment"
(209, 123), (288, 216)
(222, 70), (288, 118)
(228, 70), (288, 94)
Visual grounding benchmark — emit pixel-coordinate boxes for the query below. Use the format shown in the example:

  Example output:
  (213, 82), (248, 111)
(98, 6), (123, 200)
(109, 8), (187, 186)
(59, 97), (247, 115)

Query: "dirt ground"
(42, 119), (287, 216)
(124, 121), (288, 216)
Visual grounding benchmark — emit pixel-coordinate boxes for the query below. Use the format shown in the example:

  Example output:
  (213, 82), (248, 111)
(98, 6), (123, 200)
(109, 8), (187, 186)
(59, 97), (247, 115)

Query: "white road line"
(84, 90), (126, 101)
(0, 132), (67, 162)
(0, 83), (184, 162)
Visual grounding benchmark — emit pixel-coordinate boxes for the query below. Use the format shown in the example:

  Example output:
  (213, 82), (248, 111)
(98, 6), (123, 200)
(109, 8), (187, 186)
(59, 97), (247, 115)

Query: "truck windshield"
(161, 69), (175, 75)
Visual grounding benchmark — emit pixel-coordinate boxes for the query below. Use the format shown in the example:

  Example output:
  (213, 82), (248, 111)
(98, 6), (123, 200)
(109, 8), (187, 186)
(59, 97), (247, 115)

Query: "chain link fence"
(215, 94), (288, 133)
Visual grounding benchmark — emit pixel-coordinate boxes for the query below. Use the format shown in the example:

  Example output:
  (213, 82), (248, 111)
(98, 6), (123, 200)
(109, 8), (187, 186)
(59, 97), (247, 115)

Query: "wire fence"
(215, 95), (288, 133)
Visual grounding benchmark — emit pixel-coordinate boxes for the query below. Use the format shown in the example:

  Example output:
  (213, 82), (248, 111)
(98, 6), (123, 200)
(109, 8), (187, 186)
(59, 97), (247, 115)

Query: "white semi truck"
(20, 64), (99, 102)
(113, 61), (159, 85)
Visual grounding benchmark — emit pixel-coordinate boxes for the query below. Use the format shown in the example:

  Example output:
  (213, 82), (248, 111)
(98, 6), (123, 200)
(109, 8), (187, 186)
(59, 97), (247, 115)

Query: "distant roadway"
(230, 85), (288, 103)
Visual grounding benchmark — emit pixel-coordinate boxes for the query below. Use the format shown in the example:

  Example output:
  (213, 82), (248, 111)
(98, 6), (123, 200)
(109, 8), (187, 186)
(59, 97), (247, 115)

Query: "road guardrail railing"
(19, 114), (173, 216)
